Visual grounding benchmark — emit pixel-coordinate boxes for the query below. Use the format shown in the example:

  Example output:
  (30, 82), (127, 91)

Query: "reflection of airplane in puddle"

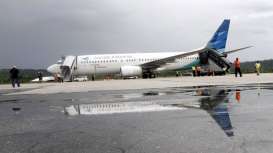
(199, 89), (234, 137)
(64, 102), (185, 116)
(173, 88), (234, 137)
(64, 88), (238, 137)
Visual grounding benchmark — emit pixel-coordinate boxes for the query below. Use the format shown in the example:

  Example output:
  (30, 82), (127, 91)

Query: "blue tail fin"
(206, 19), (230, 53)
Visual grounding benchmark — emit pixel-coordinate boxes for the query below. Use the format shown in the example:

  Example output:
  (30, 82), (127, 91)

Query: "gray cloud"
(0, 0), (272, 69)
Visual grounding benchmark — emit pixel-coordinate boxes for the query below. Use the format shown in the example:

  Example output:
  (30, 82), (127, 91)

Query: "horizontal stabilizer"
(224, 46), (253, 54)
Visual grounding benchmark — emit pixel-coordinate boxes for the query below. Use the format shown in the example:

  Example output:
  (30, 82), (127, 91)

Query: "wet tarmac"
(0, 83), (273, 153)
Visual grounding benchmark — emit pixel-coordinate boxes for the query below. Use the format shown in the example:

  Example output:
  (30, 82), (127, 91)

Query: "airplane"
(47, 19), (252, 81)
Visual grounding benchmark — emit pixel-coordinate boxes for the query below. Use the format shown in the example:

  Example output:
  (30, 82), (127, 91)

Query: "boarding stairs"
(60, 55), (77, 81)
(207, 49), (231, 72)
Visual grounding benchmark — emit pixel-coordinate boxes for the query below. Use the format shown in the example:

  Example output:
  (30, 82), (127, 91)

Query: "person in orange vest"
(234, 57), (242, 77)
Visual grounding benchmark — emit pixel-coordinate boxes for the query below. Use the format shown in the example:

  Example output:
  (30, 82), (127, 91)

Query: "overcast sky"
(0, 0), (273, 69)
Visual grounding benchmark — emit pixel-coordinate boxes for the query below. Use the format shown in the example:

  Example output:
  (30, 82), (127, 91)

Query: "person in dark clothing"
(37, 72), (43, 83)
(176, 71), (179, 77)
(234, 58), (242, 77)
(9, 66), (20, 88)
(196, 66), (201, 76)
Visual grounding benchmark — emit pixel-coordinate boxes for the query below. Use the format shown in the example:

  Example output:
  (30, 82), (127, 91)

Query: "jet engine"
(120, 66), (142, 77)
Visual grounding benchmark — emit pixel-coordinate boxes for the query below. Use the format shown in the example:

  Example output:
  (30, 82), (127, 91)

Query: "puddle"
(12, 107), (21, 114)
(64, 101), (186, 116)
(115, 91), (166, 100)
(56, 83), (273, 138)
(117, 93), (143, 99)
(210, 104), (233, 136)
(62, 87), (235, 136)
(12, 107), (21, 111)
(143, 91), (160, 96)
(116, 89), (192, 100)
(160, 88), (235, 136)
(39, 100), (47, 103)
(0, 99), (24, 103)
(63, 98), (77, 102)
(196, 88), (234, 137)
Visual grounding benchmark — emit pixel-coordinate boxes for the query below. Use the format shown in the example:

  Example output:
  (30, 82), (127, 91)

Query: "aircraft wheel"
(148, 73), (156, 78)
(142, 73), (148, 79)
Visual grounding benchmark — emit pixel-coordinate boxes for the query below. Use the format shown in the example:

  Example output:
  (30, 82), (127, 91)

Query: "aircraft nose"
(47, 64), (60, 74)
(47, 65), (54, 73)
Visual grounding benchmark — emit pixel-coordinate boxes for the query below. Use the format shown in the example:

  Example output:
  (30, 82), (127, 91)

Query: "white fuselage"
(73, 52), (199, 75)
(47, 19), (236, 78)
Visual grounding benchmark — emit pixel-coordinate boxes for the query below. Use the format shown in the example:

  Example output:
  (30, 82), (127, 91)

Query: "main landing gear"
(142, 72), (156, 79)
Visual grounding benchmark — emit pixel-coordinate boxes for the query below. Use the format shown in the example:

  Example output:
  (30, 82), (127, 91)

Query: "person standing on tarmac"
(234, 58), (242, 77)
(255, 61), (261, 76)
(9, 66), (20, 88)
(37, 71), (43, 83)
(192, 66), (196, 77)
(176, 71), (179, 77)
(196, 66), (201, 76)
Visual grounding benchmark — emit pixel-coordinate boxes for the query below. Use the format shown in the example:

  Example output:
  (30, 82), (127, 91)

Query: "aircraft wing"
(140, 47), (206, 69)
(140, 45), (252, 70)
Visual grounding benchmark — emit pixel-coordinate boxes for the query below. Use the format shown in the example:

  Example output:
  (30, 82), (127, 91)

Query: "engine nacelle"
(120, 66), (142, 77)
